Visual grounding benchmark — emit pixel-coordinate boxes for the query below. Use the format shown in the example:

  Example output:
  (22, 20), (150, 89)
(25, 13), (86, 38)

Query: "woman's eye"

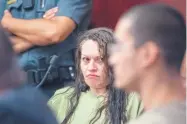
(82, 57), (90, 63)
(95, 57), (103, 63)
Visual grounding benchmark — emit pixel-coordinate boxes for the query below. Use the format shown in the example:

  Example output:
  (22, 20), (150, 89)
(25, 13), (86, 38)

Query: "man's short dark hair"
(0, 25), (14, 75)
(0, 25), (24, 89)
(121, 3), (186, 71)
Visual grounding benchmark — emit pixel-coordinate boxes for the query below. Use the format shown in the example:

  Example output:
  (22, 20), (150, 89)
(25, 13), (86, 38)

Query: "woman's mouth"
(86, 74), (99, 78)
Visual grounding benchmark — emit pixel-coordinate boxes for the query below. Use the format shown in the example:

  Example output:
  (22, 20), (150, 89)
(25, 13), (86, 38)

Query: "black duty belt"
(25, 50), (76, 87)
(27, 65), (75, 86)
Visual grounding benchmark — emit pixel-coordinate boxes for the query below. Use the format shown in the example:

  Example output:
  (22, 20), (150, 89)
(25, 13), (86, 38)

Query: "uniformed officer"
(0, 0), (92, 98)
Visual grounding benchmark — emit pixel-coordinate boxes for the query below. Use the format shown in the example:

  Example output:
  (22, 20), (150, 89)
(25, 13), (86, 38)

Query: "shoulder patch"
(7, 0), (16, 5)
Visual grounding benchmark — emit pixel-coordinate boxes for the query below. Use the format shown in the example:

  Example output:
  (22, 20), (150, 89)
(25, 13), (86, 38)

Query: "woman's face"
(80, 40), (108, 89)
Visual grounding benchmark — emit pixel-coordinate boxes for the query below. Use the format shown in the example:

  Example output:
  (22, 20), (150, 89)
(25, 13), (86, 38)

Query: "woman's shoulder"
(48, 87), (75, 122)
(128, 92), (141, 101)
(54, 86), (74, 96)
(48, 86), (74, 106)
(126, 92), (144, 120)
(127, 92), (142, 110)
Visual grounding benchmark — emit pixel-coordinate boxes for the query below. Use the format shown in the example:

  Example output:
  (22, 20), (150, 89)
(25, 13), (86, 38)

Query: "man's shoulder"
(127, 111), (165, 124)
(127, 102), (186, 124)
(0, 85), (48, 114)
(0, 85), (44, 102)
(0, 85), (58, 124)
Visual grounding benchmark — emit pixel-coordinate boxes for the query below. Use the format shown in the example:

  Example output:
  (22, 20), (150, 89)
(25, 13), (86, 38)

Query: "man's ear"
(181, 53), (186, 79)
(138, 41), (159, 68)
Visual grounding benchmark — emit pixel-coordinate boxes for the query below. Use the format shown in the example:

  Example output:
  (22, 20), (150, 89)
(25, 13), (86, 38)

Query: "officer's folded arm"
(2, 13), (76, 46)
(10, 36), (33, 53)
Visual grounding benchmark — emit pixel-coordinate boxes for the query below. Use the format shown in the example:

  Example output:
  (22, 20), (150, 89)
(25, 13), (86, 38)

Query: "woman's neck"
(90, 87), (107, 96)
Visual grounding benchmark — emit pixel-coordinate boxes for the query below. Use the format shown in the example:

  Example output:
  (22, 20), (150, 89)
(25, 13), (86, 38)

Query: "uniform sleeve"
(56, 0), (92, 26)
(48, 87), (73, 123)
(126, 93), (144, 121)
(0, 0), (6, 20)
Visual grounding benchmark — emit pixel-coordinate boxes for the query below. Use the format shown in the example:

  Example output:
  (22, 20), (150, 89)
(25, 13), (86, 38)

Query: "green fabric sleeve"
(48, 87), (73, 123)
(126, 93), (144, 121)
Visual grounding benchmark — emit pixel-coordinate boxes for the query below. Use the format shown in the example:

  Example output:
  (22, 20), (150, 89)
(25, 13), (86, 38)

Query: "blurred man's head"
(109, 4), (186, 92)
(0, 25), (25, 91)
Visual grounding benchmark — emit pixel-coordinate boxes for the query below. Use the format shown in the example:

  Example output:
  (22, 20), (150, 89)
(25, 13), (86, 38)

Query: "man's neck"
(139, 71), (185, 111)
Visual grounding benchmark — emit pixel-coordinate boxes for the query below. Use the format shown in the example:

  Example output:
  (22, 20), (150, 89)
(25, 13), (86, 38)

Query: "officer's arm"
(2, 0), (92, 46)
(2, 15), (76, 46)
(10, 36), (34, 53)
(7, 7), (60, 53)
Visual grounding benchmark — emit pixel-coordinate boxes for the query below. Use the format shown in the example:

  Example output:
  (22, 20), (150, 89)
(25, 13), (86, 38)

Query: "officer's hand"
(43, 7), (58, 20)
(1, 10), (12, 29)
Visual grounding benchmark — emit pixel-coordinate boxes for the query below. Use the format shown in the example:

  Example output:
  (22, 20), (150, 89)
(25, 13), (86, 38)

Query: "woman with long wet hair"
(48, 27), (143, 124)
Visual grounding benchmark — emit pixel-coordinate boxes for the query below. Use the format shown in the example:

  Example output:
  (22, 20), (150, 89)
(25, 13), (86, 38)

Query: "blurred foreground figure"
(0, 25), (58, 124)
(109, 3), (186, 124)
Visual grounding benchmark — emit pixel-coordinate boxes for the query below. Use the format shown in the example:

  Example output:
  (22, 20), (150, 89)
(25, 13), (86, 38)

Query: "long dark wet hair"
(61, 27), (128, 124)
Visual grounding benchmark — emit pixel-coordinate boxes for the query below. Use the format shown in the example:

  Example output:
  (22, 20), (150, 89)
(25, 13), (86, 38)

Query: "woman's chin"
(86, 81), (106, 89)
